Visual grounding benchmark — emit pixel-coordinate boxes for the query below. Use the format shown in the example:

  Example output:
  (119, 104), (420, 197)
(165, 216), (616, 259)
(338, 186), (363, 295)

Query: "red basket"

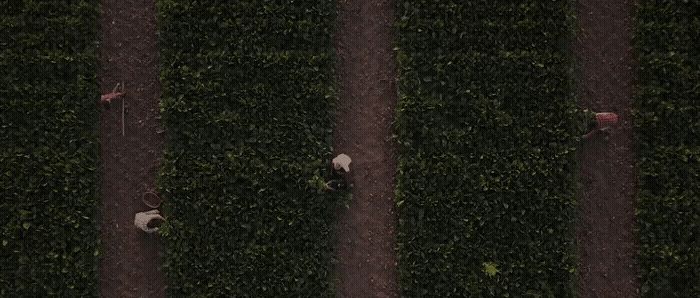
(595, 113), (619, 129)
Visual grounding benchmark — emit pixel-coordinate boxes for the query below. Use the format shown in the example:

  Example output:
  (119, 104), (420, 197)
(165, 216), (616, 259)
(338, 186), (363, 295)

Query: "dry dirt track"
(334, 0), (400, 297)
(575, 0), (639, 296)
(98, 0), (166, 297)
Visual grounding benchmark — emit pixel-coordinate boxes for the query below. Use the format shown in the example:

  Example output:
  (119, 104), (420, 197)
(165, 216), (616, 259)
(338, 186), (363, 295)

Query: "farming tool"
(100, 82), (127, 136)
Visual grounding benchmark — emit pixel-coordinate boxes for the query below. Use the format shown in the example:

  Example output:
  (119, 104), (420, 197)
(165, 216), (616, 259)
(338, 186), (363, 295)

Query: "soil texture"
(98, 0), (166, 297)
(333, 0), (400, 297)
(575, 0), (639, 297)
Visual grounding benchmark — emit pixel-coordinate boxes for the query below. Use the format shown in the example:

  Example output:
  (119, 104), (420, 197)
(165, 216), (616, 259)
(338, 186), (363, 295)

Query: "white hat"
(332, 154), (352, 172)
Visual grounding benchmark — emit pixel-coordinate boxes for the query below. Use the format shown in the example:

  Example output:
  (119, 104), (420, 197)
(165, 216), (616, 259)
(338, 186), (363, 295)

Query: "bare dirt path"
(334, 0), (399, 297)
(575, 0), (639, 296)
(98, 0), (165, 297)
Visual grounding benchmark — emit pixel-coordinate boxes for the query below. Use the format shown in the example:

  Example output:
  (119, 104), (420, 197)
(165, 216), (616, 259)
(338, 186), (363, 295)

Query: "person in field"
(582, 110), (619, 140)
(325, 154), (352, 191)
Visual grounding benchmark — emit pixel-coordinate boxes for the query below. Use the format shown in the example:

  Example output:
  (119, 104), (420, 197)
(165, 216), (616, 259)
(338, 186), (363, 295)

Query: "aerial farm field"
(1, 0), (697, 297)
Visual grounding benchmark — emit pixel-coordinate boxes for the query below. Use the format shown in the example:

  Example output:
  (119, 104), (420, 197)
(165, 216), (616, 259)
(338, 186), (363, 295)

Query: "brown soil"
(333, 0), (400, 297)
(98, 0), (166, 297)
(575, 0), (639, 297)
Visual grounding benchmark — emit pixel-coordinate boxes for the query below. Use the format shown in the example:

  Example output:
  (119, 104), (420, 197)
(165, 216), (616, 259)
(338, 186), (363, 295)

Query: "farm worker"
(101, 82), (125, 104)
(332, 154), (352, 173)
(326, 154), (352, 191)
(134, 210), (165, 234)
(582, 111), (619, 140)
(332, 153), (352, 172)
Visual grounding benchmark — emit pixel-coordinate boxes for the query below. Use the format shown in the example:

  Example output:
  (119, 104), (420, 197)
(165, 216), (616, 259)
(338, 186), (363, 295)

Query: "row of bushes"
(395, 1), (581, 296)
(634, 1), (700, 296)
(156, 0), (341, 296)
(2, 1), (694, 296)
(0, 1), (100, 296)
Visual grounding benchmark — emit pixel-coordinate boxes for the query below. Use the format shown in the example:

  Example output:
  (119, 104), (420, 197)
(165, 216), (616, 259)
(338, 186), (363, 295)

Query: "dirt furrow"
(334, 0), (399, 297)
(575, 0), (639, 296)
(98, 0), (165, 297)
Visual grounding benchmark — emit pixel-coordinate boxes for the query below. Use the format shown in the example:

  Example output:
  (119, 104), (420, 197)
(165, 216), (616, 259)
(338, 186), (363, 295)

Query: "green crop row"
(635, 1), (700, 296)
(395, 1), (581, 296)
(157, 0), (341, 296)
(0, 1), (100, 296)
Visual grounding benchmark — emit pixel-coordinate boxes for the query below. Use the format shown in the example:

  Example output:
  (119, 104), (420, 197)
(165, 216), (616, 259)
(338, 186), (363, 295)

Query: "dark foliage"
(395, 1), (580, 296)
(157, 1), (341, 296)
(635, 1), (700, 296)
(0, 1), (100, 296)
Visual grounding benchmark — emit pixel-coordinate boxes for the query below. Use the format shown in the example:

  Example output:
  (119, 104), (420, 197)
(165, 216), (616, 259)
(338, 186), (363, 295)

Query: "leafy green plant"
(157, 1), (340, 296)
(0, 1), (100, 296)
(634, 1), (700, 296)
(395, 1), (579, 296)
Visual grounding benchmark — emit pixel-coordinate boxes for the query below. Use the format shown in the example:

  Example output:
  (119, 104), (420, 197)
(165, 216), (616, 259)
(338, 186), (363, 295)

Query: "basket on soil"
(142, 192), (162, 209)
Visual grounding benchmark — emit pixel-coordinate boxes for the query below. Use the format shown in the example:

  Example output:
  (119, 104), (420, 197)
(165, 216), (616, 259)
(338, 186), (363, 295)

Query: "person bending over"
(325, 153), (351, 191)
